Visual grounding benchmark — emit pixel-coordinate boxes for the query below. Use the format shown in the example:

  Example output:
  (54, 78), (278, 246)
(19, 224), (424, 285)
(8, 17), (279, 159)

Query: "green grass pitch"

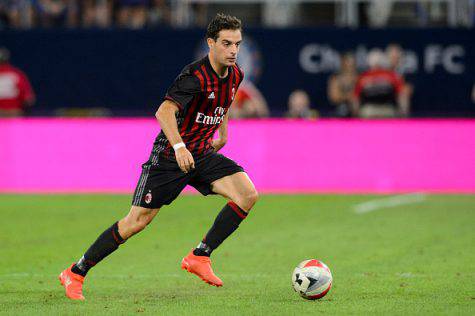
(0, 194), (474, 315)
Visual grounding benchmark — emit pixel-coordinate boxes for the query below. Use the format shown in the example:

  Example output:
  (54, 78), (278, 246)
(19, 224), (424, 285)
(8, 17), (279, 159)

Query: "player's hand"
(211, 138), (227, 152)
(175, 147), (195, 173)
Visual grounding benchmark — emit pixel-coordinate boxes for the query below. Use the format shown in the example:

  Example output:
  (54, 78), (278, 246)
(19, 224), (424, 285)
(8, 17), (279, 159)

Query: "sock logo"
(145, 191), (152, 204)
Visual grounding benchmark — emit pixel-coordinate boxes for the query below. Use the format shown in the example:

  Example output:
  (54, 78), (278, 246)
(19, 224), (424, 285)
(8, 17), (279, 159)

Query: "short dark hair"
(206, 13), (242, 41)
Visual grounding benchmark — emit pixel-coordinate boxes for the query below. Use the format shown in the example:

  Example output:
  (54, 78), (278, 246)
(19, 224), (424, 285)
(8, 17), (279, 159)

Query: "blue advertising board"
(1, 28), (474, 116)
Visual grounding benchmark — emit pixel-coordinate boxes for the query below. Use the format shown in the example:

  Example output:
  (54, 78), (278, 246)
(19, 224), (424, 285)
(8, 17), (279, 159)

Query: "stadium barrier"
(1, 28), (474, 116)
(1, 118), (474, 193)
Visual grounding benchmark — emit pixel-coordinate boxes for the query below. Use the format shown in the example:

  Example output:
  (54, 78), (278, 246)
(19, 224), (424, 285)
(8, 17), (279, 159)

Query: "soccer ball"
(292, 259), (332, 300)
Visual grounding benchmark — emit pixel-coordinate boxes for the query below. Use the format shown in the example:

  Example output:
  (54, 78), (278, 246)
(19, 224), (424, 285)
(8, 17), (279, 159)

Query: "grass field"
(0, 194), (474, 315)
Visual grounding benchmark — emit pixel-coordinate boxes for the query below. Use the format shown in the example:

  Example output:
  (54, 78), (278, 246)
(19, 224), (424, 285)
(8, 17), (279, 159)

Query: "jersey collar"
(205, 55), (231, 82)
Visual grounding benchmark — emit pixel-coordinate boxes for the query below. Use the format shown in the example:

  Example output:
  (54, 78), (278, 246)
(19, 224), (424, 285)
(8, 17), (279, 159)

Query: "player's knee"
(239, 189), (259, 211)
(248, 189), (259, 207)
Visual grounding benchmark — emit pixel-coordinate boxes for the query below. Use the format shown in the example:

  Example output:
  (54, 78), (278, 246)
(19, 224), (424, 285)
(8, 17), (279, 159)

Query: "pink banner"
(1, 118), (474, 193)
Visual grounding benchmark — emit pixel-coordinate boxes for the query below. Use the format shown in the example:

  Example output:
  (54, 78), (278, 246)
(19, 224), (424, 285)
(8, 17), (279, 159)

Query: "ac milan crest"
(144, 191), (152, 204)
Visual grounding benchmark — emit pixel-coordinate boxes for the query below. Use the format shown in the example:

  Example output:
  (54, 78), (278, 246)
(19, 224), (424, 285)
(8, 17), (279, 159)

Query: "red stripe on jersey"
(186, 65), (215, 153)
(201, 64), (211, 89)
(195, 69), (205, 90)
(195, 77), (229, 154)
(180, 68), (206, 137)
(227, 69), (234, 108)
(199, 124), (219, 154)
(220, 79), (226, 108)
(192, 69), (220, 155)
(195, 64), (213, 120)
(233, 65), (241, 84)
(234, 68), (240, 89)
(180, 96), (199, 135)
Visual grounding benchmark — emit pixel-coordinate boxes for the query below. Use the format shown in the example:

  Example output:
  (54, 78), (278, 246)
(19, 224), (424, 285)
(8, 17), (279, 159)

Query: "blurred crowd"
(281, 44), (414, 120)
(278, 44), (413, 119)
(0, 43), (415, 119)
(326, 44), (413, 119)
(1, 0), (472, 29)
(0, 0), (182, 29)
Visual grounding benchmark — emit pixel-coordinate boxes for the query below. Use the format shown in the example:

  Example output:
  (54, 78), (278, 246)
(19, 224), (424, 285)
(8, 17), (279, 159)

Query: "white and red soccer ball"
(292, 259), (332, 300)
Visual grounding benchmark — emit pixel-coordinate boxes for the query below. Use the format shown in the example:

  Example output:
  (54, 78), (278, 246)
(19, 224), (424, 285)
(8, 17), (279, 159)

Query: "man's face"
(208, 29), (242, 67)
(388, 47), (401, 68)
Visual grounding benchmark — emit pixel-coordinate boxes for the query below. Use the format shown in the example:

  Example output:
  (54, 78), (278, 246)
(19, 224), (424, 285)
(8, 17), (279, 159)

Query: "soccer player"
(59, 13), (258, 300)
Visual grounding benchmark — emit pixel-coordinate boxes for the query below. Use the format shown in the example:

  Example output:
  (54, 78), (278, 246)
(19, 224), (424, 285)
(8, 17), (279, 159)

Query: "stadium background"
(1, 28), (474, 116)
(1, 1), (474, 314)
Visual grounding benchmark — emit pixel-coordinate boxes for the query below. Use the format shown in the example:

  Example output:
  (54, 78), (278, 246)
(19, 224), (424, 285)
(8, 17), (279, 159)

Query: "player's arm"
(212, 111), (229, 152)
(155, 100), (195, 173)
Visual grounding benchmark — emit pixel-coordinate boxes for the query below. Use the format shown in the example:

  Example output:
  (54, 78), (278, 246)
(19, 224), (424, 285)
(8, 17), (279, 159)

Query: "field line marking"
(0, 273), (273, 279)
(353, 193), (428, 214)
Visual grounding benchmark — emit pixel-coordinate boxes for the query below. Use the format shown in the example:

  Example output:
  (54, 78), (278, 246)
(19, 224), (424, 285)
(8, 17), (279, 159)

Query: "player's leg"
(59, 206), (159, 300)
(195, 171), (258, 256)
(182, 164), (258, 287)
(60, 158), (190, 299)
(211, 171), (258, 211)
(73, 205), (160, 276)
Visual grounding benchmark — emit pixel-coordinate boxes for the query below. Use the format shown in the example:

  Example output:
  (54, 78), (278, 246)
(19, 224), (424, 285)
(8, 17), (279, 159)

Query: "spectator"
(229, 80), (269, 119)
(386, 43), (403, 73)
(327, 52), (357, 117)
(0, 2), (10, 29)
(82, 0), (113, 28)
(286, 89), (317, 119)
(386, 43), (413, 110)
(0, 48), (36, 117)
(35, 0), (70, 28)
(191, 3), (208, 27)
(148, 0), (170, 27)
(0, 0), (176, 29)
(116, 0), (148, 29)
(353, 49), (409, 118)
(5, 0), (34, 29)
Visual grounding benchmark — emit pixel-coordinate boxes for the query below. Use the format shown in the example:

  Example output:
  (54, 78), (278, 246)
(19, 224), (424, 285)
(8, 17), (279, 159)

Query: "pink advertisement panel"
(0, 119), (474, 193)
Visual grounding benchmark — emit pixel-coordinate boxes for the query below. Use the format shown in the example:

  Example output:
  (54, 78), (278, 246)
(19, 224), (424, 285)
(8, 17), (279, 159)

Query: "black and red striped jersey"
(148, 55), (244, 163)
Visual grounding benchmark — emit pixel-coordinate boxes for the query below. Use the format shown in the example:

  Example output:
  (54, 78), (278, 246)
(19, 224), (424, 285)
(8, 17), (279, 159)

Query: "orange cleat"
(181, 250), (223, 287)
(58, 264), (85, 300)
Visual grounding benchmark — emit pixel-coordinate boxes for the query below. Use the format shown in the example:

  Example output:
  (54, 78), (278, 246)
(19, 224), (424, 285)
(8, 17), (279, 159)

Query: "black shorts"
(132, 153), (244, 209)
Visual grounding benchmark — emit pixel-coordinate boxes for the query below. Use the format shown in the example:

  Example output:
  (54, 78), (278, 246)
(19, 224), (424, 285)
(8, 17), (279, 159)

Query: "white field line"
(0, 273), (273, 280)
(353, 193), (428, 214)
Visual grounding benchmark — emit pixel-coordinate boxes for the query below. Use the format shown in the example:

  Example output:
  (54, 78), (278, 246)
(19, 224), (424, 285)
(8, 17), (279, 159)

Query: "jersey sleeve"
(164, 67), (201, 110)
